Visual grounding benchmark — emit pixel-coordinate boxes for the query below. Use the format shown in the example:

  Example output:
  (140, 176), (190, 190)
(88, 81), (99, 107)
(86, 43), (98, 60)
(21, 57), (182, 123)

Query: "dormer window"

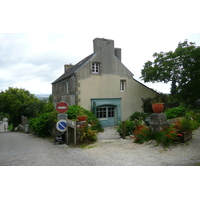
(92, 62), (100, 74)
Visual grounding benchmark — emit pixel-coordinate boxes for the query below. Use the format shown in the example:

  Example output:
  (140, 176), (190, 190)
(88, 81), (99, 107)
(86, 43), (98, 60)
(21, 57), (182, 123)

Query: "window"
(96, 106), (115, 119)
(120, 80), (126, 92)
(108, 107), (114, 117)
(96, 107), (106, 118)
(92, 62), (100, 74)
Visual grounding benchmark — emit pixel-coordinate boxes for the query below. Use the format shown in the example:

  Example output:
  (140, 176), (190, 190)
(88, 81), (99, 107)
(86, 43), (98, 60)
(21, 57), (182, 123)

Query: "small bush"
(130, 112), (148, 121)
(77, 122), (98, 142)
(164, 106), (186, 119)
(133, 125), (153, 144)
(29, 111), (57, 137)
(117, 120), (135, 137)
(67, 105), (103, 133)
(8, 124), (13, 131)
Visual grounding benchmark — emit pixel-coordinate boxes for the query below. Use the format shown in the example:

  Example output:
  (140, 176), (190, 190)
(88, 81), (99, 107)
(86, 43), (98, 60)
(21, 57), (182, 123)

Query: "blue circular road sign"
(56, 119), (67, 132)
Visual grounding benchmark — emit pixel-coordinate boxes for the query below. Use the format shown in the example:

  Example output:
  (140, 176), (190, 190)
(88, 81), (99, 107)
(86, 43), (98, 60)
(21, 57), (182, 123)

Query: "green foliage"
(142, 94), (169, 113)
(29, 111), (57, 137)
(0, 87), (44, 127)
(133, 124), (180, 148)
(67, 105), (103, 143)
(153, 130), (174, 148)
(164, 106), (186, 119)
(130, 112), (148, 121)
(133, 125), (153, 144)
(133, 116), (200, 148)
(77, 122), (98, 142)
(8, 124), (13, 131)
(142, 98), (153, 113)
(178, 116), (199, 132)
(67, 105), (103, 132)
(141, 40), (200, 107)
(117, 120), (135, 137)
(67, 105), (81, 119)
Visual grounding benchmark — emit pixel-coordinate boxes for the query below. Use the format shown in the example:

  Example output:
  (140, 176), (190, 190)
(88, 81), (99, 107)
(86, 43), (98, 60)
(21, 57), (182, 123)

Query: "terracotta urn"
(77, 116), (87, 121)
(152, 103), (164, 113)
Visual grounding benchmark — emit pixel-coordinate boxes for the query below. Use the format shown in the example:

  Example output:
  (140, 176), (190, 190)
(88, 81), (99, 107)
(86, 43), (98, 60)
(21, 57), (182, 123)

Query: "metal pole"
(66, 128), (69, 144)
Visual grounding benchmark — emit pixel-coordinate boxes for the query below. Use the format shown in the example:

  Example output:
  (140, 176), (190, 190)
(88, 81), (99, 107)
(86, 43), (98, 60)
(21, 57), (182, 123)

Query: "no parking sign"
(56, 119), (67, 132)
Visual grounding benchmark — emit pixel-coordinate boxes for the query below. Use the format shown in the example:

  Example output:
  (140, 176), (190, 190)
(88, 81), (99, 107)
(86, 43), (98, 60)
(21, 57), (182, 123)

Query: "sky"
(0, 0), (200, 95)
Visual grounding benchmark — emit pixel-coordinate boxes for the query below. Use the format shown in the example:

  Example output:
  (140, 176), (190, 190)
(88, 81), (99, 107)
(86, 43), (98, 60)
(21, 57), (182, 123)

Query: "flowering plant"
(77, 121), (97, 142)
(173, 116), (195, 132)
(164, 125), (183, 139)
(132, 125), (152, 144)
(132, 123), (183, 148)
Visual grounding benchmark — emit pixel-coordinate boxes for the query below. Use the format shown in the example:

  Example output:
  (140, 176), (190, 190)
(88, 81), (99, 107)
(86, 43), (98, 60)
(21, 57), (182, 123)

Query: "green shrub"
(8, 124), (13, 131)
(164, 106), (186, 119)
(133, 125), (153, 144)
(67, 105), (104, 133)
(29, 111), (57, 137)
(77, 122), (98, 143)
(67, 105), (81, 119)
(130, 112), (148, 121)
(117, 120), (135, 137)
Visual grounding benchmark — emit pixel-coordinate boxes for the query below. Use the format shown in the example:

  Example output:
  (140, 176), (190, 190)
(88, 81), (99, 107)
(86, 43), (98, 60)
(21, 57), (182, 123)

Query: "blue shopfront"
(91, 98), (121, 127)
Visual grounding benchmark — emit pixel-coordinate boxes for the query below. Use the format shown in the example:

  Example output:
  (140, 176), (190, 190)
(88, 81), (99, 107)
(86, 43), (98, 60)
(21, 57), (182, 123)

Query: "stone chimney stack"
(93, 38), (114, 54)
(93, 38), (122, 61)
(64, 64), (73, 72)
(114, 48), (121, 61)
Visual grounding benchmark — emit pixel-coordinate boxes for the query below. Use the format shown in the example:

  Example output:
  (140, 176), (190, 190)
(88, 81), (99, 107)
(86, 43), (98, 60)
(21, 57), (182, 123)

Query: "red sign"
(56, 101), (68, 113)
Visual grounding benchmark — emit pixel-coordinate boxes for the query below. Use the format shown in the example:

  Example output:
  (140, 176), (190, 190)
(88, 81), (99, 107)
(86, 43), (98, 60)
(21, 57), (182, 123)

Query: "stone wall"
(150, 113), (169, 133)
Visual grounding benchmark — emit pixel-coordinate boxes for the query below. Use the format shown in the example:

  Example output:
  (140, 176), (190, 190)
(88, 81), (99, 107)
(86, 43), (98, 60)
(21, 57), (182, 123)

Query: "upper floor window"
(92, 62), (100, 74)
(120, 80), (126, 92)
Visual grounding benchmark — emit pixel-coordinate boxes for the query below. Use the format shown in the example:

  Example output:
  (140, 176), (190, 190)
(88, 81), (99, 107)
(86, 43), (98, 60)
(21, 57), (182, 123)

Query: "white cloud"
(0, 1), (200, 94)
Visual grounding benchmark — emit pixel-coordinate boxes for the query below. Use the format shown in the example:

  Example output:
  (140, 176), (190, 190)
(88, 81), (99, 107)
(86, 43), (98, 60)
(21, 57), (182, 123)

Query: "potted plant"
(77, 108), (87, 121)
(173, 116), (193, 143)
(151, 98), (164, 113)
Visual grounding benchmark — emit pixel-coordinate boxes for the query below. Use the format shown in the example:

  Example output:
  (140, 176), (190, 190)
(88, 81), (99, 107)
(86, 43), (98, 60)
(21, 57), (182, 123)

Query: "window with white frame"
(120, 80), (126, 92)
(92, 62), (100, 74)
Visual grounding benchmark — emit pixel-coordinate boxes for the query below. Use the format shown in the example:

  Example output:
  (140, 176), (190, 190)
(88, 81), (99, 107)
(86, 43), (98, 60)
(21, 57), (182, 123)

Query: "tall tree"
(141, 40), (200, 106)
(0, 87), (43, 127)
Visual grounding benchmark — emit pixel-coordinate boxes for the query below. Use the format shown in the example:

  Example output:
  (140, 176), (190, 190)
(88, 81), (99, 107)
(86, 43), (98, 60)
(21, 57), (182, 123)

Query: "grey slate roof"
(52, 53), (95, 84)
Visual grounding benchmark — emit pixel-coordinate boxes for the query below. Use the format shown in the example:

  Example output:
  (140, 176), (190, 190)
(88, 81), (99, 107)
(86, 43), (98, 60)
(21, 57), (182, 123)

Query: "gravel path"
(1, 126), (200, 166)
(84, 126), (200, 166)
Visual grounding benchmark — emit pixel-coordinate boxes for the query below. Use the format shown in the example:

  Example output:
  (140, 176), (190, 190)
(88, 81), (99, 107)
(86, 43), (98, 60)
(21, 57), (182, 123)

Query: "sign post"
(56, 101), (68, 113)
(56, 119), (67, 132)
(56, 101), (69, 143)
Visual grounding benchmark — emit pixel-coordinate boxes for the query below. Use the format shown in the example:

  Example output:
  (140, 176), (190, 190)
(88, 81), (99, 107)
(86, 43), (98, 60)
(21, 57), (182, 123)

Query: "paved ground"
(0, 126), (200, 166)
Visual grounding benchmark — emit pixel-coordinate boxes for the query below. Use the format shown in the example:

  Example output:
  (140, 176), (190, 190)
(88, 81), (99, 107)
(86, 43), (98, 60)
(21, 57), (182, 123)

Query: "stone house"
(52, 38), (157, 127)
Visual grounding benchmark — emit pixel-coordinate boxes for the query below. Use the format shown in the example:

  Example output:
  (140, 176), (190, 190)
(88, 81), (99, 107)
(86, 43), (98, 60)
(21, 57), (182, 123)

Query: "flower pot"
(152, 103), (164, 113)
(77, 116), (87, 121)
(178, 131), (192, 143)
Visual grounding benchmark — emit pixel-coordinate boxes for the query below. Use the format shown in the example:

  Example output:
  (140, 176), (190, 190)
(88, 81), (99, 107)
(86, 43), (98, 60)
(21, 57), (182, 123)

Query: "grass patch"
(79, 143), (98, 149)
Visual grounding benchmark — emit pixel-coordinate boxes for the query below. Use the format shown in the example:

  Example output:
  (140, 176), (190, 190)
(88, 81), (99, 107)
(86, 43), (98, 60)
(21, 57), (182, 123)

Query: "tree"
(0, 87), (43, 127)
(141, 40), (200, 106)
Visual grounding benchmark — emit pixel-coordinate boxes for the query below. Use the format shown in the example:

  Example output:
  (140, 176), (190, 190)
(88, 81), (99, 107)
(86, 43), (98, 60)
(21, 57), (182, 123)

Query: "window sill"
(99, 118), (108, 121)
